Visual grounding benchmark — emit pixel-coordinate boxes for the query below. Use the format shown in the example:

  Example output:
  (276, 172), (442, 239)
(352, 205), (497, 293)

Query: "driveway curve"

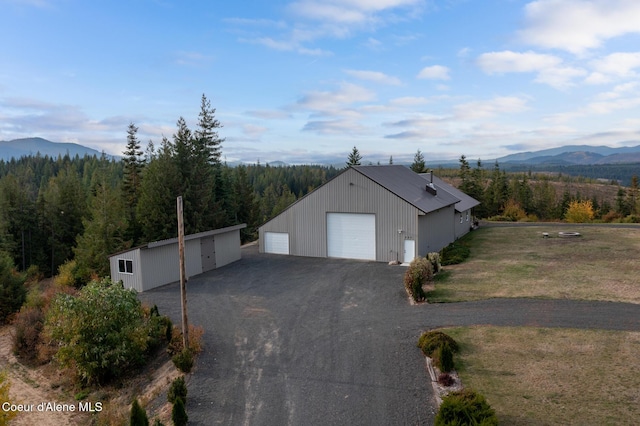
(140, 244), (640, 425)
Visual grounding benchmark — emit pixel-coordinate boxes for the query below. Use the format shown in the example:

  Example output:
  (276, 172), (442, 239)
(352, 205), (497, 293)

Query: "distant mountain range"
(494, 144), (640, 165)
(2, 137), (640, 166)
(0, 137), (108, 161)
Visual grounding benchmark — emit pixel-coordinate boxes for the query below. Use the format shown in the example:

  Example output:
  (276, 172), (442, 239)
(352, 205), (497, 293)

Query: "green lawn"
(428, 226), (640, 304)
(443, 326), (640, 426)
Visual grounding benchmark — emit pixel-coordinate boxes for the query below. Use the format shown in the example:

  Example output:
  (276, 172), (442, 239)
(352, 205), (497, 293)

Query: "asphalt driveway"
(140, 244), (640, 426)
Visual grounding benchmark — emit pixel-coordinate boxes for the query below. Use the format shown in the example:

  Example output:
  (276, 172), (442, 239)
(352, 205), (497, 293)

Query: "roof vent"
(425, 183), (437, 196)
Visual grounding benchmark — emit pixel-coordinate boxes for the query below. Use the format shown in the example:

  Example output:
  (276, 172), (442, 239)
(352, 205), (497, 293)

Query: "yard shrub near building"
(44, 278), (167, 385)
(427, 252), (442, 274)
(168, 376), (188, 404)
(440, 240), (471, 265)
(417, 330), (459, 357)
(435, 389), (498, 426)
(404, 257), (433, 302)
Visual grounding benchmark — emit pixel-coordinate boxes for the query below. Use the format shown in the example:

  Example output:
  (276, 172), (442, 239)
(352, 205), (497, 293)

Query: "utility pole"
(177, 196), (189, 350)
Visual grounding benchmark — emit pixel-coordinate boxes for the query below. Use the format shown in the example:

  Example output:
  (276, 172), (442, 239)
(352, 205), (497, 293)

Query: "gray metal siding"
(139, 240), (202, 291)
(109, 249), (143, 292)
(214, 229), (242, 268)
(260, 168), (418, 262)
(454, 209), (472, 239)
(418, 206), (456, 255)
(201, 237), (216, 272)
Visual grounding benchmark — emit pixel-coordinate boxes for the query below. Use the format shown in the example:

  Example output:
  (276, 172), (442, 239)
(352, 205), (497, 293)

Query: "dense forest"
(1, 98), (638, 280)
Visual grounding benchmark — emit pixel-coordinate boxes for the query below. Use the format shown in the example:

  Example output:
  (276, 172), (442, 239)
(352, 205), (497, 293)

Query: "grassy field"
(429, 225), (640, 304)
(426, 225), (640, 424)
(443, 326), (640, 426)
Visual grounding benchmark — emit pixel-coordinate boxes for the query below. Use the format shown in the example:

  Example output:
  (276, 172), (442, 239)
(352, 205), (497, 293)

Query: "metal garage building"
(109, 224), (246, 292)
(259, 165), (478, 263)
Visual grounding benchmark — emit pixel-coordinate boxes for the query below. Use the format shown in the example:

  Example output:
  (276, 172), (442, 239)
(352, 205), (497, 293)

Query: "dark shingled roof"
(353, 165), (460, 214)
(420, 173), (481, 213)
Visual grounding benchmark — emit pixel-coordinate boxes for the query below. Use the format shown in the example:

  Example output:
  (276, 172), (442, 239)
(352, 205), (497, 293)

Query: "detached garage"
(259, 165), (477, 263)
(109, 224), (246, 292)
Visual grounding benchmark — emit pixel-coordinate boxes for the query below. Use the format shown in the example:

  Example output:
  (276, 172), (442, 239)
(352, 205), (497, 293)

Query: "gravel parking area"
(140, 244), (640, 425)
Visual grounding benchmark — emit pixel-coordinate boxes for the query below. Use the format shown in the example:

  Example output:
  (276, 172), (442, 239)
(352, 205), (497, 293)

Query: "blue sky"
(2, 0), (640, 164)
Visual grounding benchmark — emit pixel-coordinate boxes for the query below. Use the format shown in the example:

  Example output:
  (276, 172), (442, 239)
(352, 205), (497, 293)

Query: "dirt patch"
(0, 325), (182, 425)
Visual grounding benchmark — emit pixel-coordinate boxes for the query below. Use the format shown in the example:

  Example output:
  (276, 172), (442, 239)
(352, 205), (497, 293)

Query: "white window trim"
(117, 258), (134, 275)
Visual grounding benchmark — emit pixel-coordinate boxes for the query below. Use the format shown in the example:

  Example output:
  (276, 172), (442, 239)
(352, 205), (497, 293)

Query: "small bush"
(12, 306), (45, 365)
(435, 389), (498, 426)
(437, 373), (455, 387)
(168, 376), (188, 404)
(0, 252), (27, 323)
(168, 324), (204, 356)
(440, 241), (470, 266)
(172, 397), (188, 426)
(130, 398), (149, 426)
(427, 252), (442, 274)
(404, 257), (433, 302)
(438, 342), (455, 373)
(417, 330), (459, 357)
(172, 349), (194, 373)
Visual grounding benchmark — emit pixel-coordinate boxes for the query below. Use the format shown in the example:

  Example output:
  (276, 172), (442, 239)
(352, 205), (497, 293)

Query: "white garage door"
(327, 213), (376, 260)
(264, 232), (289, 255)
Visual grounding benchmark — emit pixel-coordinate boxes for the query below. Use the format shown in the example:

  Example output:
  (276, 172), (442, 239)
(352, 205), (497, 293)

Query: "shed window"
(459, 214), (463, 224)
(118, 259), (133, 274)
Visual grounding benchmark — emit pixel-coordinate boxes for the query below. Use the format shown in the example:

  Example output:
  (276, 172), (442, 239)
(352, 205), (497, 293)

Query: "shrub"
(168, 376), (188, 404)
(565, 200), (595, 223)
(171, 397), (188, 426)
(437, 373), (455, 387)
(440, 241), (471, 266)
(172, 348), (194, 373)
(0, 371), (17, 425)
(44, 278), (165, 385)
(427, 252), (442, 274)
(435, 389), (498, 426)
(168, 324), (204, 356)
(417, 330), (459, 357)
(130, 398), (149, 426)
(0, 252), (27, 323)
(404, 257), (433, 302)
(12, 306), (45, 365)
(438, 342), (455, 373)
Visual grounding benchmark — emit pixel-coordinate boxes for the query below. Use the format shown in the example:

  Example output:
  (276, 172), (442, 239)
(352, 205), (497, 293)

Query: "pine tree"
(232, 166), (259, 243)
(410, 150), (426, 173)
(346, 146), (362, 166)
(74, 173), (129, 277)
(122, 123), (145, 244)
(130, 398), (149, 426)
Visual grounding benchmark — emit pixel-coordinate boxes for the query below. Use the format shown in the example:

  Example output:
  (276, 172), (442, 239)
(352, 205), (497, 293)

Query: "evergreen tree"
(122, 123), (145, 244)
(130, 398), (149, 426)
(458, 155), (471, 192)
(171, 397), (188, 426)
(74, 174), (129, 277)
(410, 150), (427, 173)
(389, 155), (393, 165)
(232, 166), (259, 242)
(136, 138), (181, 242)
(346, 146), (362, 166)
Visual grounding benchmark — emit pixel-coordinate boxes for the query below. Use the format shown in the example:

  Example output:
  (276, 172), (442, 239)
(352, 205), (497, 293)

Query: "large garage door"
(264, 232), (289, 255)
(327, 213), (376, 260)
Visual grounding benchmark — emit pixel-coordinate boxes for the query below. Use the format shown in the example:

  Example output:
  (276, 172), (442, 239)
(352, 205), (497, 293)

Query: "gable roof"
(352, 165), (459, 214)
(419, 173), (481, 213)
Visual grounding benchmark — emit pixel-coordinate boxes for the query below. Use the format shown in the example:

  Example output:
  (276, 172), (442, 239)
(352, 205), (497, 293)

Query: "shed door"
(404, 239), (415, 263)
(201, 237), (216, 272)
(327, 213), (376, 260)
(264, 232), (289, 255)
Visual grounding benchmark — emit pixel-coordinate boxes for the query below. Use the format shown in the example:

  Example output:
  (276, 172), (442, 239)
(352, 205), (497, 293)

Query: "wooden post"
(177, 196), (189, 350)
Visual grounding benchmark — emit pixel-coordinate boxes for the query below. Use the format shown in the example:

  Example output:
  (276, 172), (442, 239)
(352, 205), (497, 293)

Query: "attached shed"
(259, 165), (477, 263)
(420, 173), (481, 239)
(109, 224), (246, 292)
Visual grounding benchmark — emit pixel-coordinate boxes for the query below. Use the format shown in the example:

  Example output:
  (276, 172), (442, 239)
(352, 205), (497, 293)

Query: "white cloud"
(518, 0), (640, 55)
(297, 82), (376, 112)
(389, 96), (430, 106)
(417, 65), (450, 80)
(477, 50), (585, 89)
(454, 96), (529, 120)
(289, 0), (421, 24)
(477, 50), (561, 73)
(344, 69), (402, 85)
(586, 52), (640, 83)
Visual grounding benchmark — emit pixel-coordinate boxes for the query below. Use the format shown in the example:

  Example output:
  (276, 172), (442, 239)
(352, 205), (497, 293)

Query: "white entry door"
(404, 239), (416, 263)
(326, 213), (376, 260)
